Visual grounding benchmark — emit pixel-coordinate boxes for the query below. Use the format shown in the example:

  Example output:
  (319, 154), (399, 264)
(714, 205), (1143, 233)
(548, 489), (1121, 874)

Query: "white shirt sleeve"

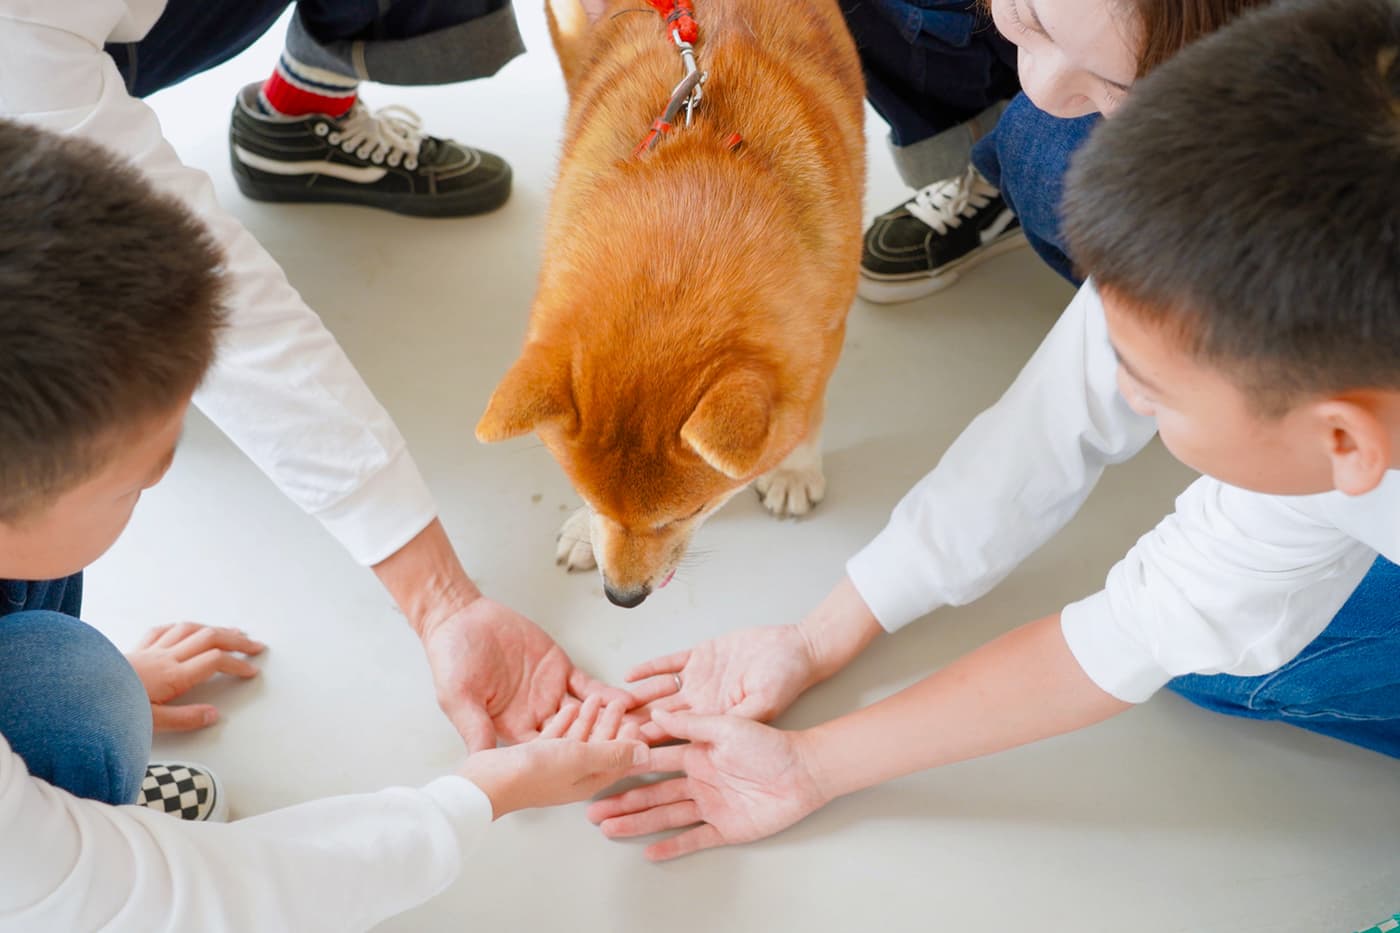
(1061, 478), (1378, 702)
(0, 10), (437, 566)
(0, 733), (492, 933)
(847, 282), (1159, 631)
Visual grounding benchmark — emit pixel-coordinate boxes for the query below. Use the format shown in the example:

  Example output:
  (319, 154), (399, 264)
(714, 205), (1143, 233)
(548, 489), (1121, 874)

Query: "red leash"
(643, 0), (699, 44)
(631, 1), (743, 157)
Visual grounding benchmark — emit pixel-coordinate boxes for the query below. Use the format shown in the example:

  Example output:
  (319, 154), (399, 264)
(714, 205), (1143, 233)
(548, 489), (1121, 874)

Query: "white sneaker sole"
(857, 230), (1029, 306)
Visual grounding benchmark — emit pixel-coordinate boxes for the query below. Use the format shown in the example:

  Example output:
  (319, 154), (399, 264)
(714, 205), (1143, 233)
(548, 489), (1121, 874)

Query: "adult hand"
(625, 624), (822, 742)
(460, 695), (650, 818)
(586, 709), (829, 861)
(627, 577), (887, 742)
(420, 596), (639, 753)
(125, 622), (264, 732)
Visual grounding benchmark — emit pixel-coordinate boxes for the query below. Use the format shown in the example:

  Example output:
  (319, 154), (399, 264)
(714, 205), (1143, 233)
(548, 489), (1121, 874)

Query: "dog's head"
(477, 329), (807, 606)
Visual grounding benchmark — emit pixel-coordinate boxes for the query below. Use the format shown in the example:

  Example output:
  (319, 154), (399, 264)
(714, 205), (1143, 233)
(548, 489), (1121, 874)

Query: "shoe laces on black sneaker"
(325, 101), (426, 170)
(903, 166), (1000, 235)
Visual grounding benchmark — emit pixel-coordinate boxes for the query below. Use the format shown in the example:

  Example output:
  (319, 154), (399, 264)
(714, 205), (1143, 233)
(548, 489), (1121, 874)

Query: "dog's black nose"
(604, 584), (650, 608)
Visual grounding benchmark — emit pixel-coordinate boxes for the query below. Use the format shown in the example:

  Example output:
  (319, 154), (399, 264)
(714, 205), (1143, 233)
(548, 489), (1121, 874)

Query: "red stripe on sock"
(260, 70), (356, 118)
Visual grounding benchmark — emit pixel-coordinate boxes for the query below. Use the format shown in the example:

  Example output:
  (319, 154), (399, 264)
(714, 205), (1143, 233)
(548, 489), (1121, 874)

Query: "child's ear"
(1314, 398), (1392, 496)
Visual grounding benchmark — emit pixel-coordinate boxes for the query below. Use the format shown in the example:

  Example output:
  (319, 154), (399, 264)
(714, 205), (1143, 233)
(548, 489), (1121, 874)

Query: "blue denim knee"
(0, 611), (152, 804)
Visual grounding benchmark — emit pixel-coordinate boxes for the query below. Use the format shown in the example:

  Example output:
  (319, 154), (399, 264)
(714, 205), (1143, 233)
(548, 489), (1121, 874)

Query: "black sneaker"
(137, 761), (229, 822)
(859, 166), (1025, 304)
(229, 83), (511, 218)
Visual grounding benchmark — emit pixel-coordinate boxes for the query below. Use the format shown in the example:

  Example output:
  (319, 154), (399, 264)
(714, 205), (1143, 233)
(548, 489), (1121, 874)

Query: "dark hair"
(1063, 0), (1400, 415)
(0, 120), (226, 521)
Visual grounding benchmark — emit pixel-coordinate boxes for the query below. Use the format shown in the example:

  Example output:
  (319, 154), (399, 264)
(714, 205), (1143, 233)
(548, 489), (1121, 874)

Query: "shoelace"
(904, 165), (998, 234)
(326, 102), (425, 170)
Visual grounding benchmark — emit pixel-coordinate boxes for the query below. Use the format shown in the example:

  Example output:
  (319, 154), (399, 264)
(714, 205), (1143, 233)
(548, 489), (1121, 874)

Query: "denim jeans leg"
(841, 0), (1019, 187)
(1168, 556), (1400, 759)
(0, 607), (152, 805)
(971, 93), (1098, 285)
(107, 0), (524, 99)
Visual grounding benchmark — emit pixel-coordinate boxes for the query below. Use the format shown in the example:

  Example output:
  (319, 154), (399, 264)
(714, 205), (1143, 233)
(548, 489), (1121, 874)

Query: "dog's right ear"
(476, 347), (575, 442)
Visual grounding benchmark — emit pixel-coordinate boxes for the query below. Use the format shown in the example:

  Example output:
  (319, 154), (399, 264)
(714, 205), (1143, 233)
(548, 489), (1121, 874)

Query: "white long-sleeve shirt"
(848, 282), (1398, 702)
(0, 731), (493, 931)
(0, 0), (438, 566)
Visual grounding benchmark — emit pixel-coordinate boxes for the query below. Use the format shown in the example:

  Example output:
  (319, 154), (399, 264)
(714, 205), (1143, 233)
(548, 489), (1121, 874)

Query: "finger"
(625, 674), (684, 706)
(647, 745), (688, 773)
(626, 650), (690, 682)
(445, 700), (498, 754)
(578, 739), (650, 778)
(175, 627), (266, 661)
(651, 709), (733, 745)
(539, 701), (581, 739)
(618, 720), (643, 743)
(590, 698), (627, 742)
(599, 800), (702, 839)
(135, 624), (174, 650)
(184, 649), (261, 684)
(646, 824), (726, 862)
(586, 776), (691, 824)
(153, 621), (202, 648)
(151, 703), (219, 733)
(566, 694), (604, 741)
(567, 668), (635, 707)
(728, 694), (774, 723)
(640, 721), (671, 744)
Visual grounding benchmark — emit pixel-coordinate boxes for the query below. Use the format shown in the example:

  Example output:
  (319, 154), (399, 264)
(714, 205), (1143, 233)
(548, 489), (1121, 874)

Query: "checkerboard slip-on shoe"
(859, 165), (1026, 305)
(229, 83), (512, 218)
(138, 761), (228, 822)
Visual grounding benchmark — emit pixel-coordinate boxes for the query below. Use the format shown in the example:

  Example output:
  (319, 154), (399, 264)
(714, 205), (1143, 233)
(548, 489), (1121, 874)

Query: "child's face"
(1102, 294), (1374, 497)
(0, 401), (188, 581)
(989, 0), (1139, 117)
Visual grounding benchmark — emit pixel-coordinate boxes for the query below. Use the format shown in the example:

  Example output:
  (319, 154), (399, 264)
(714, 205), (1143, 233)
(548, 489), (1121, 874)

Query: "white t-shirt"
(0, 733), (493, 931)
(848, 281), (1397, 702)
(0, 0), (438, 566)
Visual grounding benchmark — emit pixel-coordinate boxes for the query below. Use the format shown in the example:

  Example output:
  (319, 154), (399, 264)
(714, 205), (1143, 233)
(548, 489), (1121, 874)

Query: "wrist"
(372, 520), (483, 638)
(795, 576), (883, 682)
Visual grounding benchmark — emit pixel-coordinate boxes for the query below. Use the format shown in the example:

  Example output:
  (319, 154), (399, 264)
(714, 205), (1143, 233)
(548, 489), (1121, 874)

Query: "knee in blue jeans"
(0, 611), (151, 805)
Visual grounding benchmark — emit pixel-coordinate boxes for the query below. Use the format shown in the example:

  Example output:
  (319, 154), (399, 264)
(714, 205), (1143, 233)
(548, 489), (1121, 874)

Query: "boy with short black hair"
(0, 119), (650, 932)
(592, 0), (1400, 861)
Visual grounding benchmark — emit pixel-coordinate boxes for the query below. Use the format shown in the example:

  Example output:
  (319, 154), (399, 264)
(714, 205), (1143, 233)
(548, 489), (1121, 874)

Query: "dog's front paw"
(555, 507), (597, 572)
(755, 464), (827, 518)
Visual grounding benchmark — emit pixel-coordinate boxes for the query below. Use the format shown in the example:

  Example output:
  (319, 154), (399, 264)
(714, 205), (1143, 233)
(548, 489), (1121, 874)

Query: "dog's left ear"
(476, 346), (576, 442)
(681, 369), (776, 479)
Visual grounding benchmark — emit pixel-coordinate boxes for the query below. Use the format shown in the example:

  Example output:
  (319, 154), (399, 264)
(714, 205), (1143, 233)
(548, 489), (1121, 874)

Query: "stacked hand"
(125, 622), (265, 732)
(624, 624), (823, 741)
(586, 709), (829, 860)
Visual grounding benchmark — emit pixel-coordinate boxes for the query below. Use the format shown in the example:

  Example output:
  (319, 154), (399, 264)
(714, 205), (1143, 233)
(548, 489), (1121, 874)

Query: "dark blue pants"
(0, 575), (153, 805)
(1167, 556), (1400, 759)
(106, 0), (523, 99)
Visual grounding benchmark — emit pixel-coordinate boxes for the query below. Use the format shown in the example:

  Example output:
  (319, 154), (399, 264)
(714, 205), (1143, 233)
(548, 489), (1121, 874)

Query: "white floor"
(88, 6), (1399, 932)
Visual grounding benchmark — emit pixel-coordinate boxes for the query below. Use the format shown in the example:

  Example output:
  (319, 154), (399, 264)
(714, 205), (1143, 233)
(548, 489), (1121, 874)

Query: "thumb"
(579, 739), (651, 775)
(445, 699), (498, 754)
(152, 703), (219, 733)
(650, 708), (733, 745)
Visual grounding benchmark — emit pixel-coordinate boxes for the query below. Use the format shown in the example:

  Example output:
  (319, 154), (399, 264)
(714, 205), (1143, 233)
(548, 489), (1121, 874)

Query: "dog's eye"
(658, 503), (707, 530)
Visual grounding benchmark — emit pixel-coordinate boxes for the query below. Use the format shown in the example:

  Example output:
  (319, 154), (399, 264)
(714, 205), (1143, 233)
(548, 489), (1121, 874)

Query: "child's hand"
(459, 695), (652, 818)
(586, 709), (828, 861)
(125, 623), (265, 732)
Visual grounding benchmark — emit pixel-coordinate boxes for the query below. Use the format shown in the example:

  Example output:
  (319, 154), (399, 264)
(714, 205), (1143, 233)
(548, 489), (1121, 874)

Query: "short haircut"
(0, 120), (226, 522)
(1063, 0), (1400, 414)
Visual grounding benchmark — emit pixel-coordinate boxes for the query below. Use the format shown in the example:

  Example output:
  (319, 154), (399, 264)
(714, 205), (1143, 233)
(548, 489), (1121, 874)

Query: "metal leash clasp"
(670, 29), (707, 127)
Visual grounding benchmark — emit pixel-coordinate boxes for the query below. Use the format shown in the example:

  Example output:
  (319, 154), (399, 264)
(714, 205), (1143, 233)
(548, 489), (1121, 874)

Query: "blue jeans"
(106, 0), (525, 99)
(1168, 556), (1400, 759)
(0, 575), (153, 805)
(972, 94), (1097, 285)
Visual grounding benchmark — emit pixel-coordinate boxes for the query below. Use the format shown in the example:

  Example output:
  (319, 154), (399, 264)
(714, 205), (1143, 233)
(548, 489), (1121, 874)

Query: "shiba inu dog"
(476, 0), (864, 607)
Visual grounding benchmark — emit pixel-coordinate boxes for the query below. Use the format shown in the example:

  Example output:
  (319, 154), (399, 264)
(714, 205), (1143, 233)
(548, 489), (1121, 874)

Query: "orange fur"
(478, 0), (865, 605)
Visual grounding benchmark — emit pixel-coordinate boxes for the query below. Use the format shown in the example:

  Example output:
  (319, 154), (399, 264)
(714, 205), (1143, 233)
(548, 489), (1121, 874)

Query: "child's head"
(0, 120), (226, 579)
(1063, 0), (1400, 498)
(988, 0), (1269, 116)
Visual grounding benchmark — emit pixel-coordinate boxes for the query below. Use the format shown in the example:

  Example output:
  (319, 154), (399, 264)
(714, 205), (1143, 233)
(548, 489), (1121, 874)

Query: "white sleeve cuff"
(846, 524), (948, 633)
(311, 447), (439, 566)
(1060, 591), (1172, 703)
(420, 776), (494, 858)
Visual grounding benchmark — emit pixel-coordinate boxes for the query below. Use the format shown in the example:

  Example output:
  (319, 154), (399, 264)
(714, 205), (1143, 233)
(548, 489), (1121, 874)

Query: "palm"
(680, 720), (823, 844)
(422, 598), (628, 751)
(633, 625), (818, 736)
